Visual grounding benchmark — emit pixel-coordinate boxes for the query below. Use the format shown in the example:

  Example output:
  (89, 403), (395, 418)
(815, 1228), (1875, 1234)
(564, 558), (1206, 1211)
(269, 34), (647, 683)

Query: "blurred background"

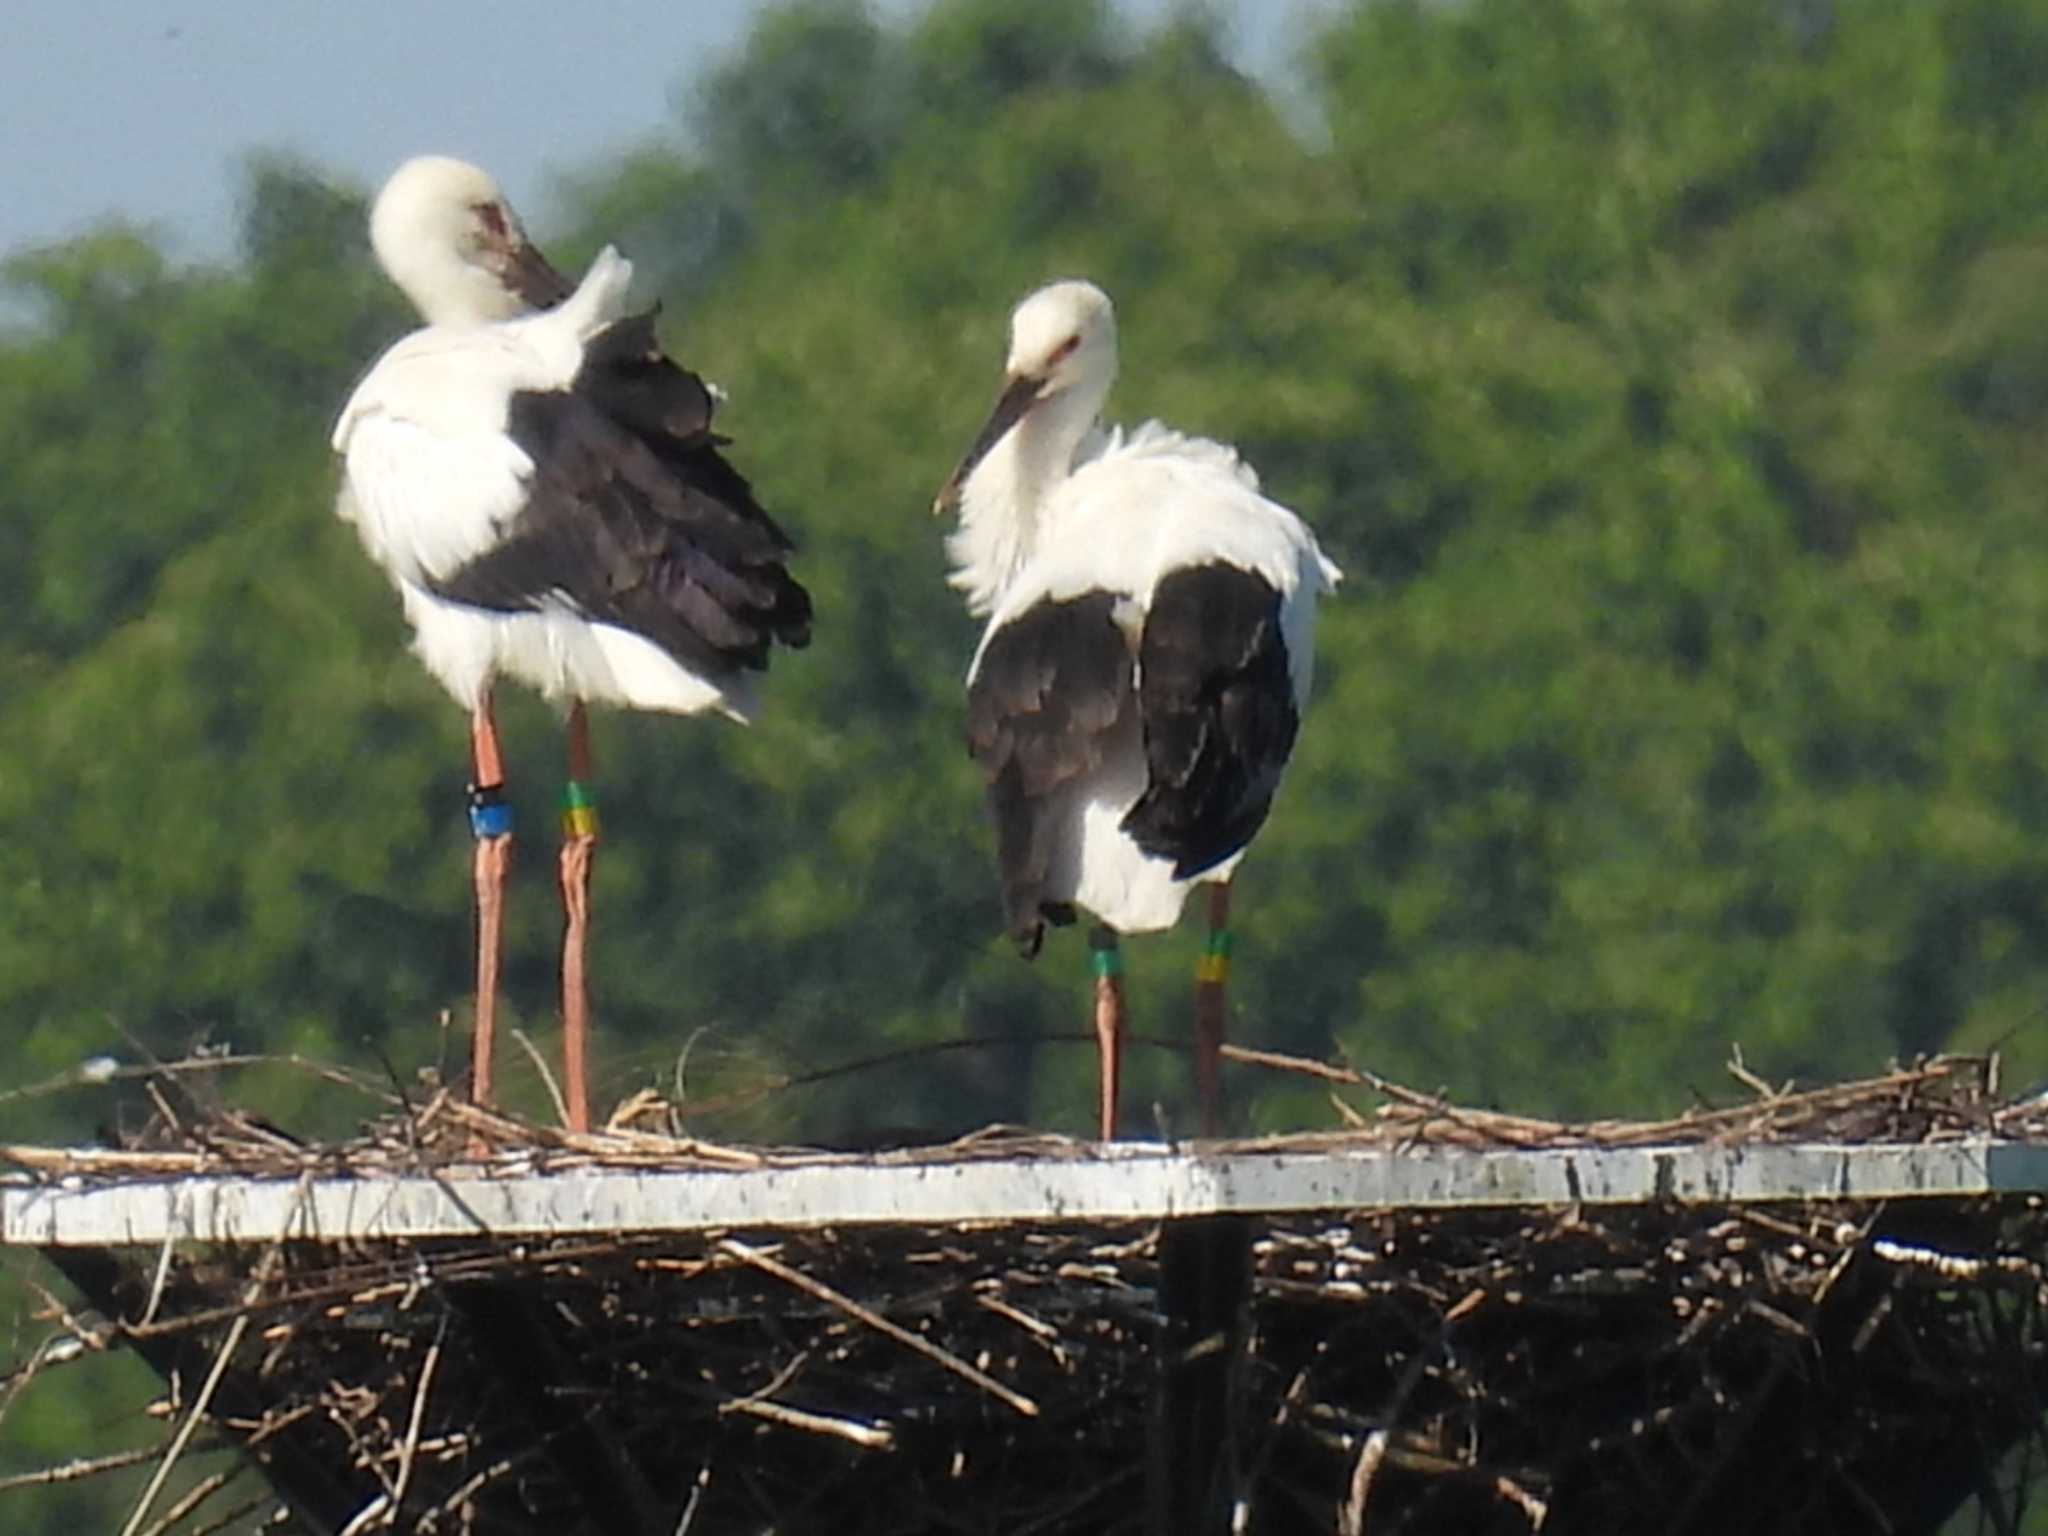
(6, 0), (2048, 1525)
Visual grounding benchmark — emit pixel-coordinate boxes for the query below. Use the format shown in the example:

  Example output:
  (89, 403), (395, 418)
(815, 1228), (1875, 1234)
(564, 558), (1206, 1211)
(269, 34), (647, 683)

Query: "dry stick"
(435, 1097), (765, 1167)
(384, 1322), (446, 1528)
(139, 1226), (179, 1329)
(510, 1029), (572, 1134)
(136, 1466), (240, 1536)
(417, 1452), (528, 1532)
(716, 1239), (1039, 1418)
(722, 1396), (895, 1449)
(715, 1345), (892, 1448)
(0, 1052), (397, 1108)
(1725, 1044), (1783, 1102)
(1494, 1474), (1550, 1530)
(116, 1173), (310, 1536)
(974, 1293), (1062, 1343)
(0, 1328), (102, 1434)
(1338, 1431), (1390, 1536)
(133, 1401), (307, 1536)
(1225, 1044), (1971, 1145)
(672, 1465), (712, 1536)
(118, 1312), (254, 1536)
(0, 1442), (186, 1493)
(1226, 1045), (1565, 1145)
(185, 1497), (271, 1536)
(335, 1493), (393, 1536)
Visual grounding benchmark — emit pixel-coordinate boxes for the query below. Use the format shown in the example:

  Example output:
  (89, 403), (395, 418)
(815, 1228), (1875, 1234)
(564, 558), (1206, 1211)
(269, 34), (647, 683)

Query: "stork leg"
(1193, 882), (1233, 1137)
(467, 689), (512, 1116)
(1089, 925), (1126, 1140)
(558, 701), (598, 1134)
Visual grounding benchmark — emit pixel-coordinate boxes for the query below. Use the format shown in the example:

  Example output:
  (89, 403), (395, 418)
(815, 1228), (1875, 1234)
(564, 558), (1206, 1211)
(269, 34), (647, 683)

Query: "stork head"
(369, 155), (573, 325)
(935, 280), (1118, 514)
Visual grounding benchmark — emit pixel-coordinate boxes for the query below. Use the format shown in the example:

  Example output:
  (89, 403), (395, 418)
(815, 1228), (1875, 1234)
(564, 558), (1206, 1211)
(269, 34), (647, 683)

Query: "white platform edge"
(4, 1140), (2043, 1248)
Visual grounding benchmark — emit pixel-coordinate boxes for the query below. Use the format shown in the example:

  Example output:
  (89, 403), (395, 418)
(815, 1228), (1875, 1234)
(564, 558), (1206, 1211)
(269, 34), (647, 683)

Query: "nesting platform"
(5, 1057), (2048, 1533)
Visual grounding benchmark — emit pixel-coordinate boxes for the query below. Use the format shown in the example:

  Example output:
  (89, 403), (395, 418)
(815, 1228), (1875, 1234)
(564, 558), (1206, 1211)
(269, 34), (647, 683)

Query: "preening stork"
(334, 156), (810, 1132)
(935, 280), (1339, 1140)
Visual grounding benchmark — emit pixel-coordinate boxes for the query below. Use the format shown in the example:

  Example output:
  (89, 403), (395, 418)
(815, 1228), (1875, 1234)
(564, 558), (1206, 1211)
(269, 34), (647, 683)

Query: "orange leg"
(468, 691), (512, 1116)
(1193, 882), (1232, 1137)
(1090, 926), (1125, 1140)
(558, 701), (597, 1134)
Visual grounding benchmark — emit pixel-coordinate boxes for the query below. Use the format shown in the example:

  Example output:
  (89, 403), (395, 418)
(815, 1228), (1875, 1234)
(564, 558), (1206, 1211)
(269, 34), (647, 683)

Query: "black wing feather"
(1121, 564), (1299, 878)
(966, 595), (1133, 956)
(427, 331), (811, 675)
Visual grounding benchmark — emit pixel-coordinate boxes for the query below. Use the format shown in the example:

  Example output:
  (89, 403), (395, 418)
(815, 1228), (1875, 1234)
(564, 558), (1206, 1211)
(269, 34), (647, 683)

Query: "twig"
(722, 1396), (895, 1448)
(0, 1327), (107, 1434)
(186, 1497), (273, 1536)
(138, 1226), (179, 1329)
(975, 1293), (1061, 1343)
(118, 1309), (254, 1536)
(510, 1029), (572, 1131)
(336, 1494), (393, 1536)
(1871, 1237), (2037, 1283)
(384, 1320), (446, 1526)
(1495, 1473), (1550, 1529)
(417, 1452), (527, 1531)
(0, 1052), (396, 1107)
(0, 1441), (184, 1493)
(1338, 1430), (1389, 1536)
(673, 1465), (712, 1536)
(1726, 1044), (1781, 1102)
(717, 1238), (1039, 1417)
(136, 1466), (240, 1536)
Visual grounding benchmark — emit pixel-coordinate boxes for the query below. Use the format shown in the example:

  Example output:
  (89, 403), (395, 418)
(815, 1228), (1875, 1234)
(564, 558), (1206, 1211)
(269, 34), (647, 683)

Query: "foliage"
(8, 0), (2048, 1525)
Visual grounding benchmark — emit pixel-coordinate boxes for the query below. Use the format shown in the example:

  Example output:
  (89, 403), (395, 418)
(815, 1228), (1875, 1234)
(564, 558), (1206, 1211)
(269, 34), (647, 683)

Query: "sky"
(3, 1), (1320, 262)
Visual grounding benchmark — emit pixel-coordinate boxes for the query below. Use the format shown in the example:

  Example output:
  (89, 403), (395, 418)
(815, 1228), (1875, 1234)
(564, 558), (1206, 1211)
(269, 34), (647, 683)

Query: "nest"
(5, 1055), (2048, 1533)
(2, 1044), (2030, 1181)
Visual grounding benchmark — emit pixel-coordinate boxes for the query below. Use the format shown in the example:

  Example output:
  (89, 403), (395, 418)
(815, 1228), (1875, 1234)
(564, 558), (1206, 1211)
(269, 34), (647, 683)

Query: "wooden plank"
(4, 1140), (2043, 1248)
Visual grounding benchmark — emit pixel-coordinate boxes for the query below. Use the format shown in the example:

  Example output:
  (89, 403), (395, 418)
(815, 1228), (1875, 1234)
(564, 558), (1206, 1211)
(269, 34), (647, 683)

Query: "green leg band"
(1196, 927), (1233, 985)
(561, 779), (600, 838)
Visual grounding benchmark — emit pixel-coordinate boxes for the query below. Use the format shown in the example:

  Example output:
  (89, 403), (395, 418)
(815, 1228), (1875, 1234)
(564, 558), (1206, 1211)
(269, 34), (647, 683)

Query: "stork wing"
(428, 387), (810, 675)
(966, 594), (1134, 955)
(1122, 563), (1300, 878)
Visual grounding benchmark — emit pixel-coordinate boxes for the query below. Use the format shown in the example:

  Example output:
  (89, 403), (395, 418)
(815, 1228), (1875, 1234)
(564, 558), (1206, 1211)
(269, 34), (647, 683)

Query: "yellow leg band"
(561, 782), (599, 839)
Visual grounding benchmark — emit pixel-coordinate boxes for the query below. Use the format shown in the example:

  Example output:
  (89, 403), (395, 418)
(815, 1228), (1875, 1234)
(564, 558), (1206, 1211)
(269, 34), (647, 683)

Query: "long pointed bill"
(496, 238), (576, 311)
(933, 371), (1045, 514)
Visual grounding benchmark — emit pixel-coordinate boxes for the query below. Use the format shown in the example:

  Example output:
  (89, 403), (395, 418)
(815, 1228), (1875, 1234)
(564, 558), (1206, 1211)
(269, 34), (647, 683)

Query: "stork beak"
(933, 371), (1045, 515)
(495, 237), (575, 311)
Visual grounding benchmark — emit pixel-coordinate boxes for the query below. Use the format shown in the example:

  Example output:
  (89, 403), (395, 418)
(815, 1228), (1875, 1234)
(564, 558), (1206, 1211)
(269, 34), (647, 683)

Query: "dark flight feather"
(426, 373), (810, 674)
(1121, 563), (1299, 878)
(966, 594), (1133, 955)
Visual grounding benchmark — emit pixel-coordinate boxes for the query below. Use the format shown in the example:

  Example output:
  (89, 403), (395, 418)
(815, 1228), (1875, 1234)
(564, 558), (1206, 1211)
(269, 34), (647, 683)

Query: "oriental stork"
(935, 280), (1339, 1140)
(334, 156), (810, 1133)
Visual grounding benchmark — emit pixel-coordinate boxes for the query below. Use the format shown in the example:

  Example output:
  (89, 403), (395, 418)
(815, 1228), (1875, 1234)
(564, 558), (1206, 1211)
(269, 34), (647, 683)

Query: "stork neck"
(949, 381), (1107, 614)
(383, 247), (529, 327)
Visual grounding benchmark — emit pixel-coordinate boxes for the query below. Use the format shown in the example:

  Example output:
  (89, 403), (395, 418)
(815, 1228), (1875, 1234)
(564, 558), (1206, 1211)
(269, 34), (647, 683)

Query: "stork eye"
(1048, 334), (1080, 365)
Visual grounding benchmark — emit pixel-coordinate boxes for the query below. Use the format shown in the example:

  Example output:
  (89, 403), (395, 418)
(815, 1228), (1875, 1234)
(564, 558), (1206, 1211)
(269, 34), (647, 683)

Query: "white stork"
(935, 280), (1339, 1140)
(334, 156), (810, 1133)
